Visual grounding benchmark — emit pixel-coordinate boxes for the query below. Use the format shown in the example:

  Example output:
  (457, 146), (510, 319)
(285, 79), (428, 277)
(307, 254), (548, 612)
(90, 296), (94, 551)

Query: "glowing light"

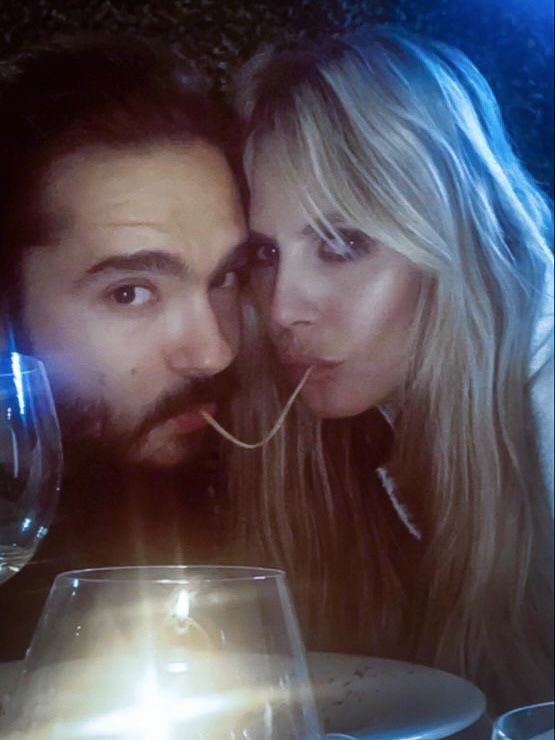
(167, 586), (213, 647)
(21, 517), (32, 532)
(78, 679), (285, 738)
(5, 652), (312, 738)
(173, 588), (190, 621)
(6, 320), (17, 354)
(167, 660), (190, 674)
(10, 352), (25, 415)
(79, 667), (173, 738)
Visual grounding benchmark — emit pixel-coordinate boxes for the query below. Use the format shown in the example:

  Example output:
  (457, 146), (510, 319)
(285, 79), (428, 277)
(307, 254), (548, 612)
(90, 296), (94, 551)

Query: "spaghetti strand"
(201, 366), (313, 449)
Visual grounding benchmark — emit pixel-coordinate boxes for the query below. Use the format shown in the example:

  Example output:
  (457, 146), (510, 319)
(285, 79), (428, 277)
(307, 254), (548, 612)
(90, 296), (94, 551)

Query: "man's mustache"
(132, 366), (239, 441)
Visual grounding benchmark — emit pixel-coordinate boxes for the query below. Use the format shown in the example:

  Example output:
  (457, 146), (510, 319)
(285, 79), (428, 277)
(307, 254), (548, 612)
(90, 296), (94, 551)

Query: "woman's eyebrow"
(301, 212), (345, 238)
(247, 230), (278, 246)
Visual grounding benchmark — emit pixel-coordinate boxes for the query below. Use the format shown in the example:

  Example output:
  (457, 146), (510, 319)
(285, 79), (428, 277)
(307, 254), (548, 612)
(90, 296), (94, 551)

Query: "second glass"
(0, 352), (62, 584)
(492, 701), (554, 740)
(4, 565), (323, 739)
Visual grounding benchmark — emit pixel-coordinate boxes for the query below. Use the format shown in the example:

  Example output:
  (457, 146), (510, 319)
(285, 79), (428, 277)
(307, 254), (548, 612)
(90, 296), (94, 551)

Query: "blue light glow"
(10, 352), (26, 415)
(492, 0), (553, 33)
(6, 321), (17, 354)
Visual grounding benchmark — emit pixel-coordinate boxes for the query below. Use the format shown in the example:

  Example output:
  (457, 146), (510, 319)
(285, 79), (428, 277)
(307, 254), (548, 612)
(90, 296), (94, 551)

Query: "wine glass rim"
(495, 699), (555, 723)
(55, 564), (287, 584)
(0, 351), (45, 376)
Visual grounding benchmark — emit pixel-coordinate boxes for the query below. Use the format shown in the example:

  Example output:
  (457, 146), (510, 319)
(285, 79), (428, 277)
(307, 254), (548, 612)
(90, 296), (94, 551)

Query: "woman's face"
(248, 150), (423, 418)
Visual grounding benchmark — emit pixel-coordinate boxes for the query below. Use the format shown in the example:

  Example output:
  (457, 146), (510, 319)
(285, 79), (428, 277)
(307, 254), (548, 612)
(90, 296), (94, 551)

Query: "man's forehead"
(44, 142), (240, 218)
(38, 142), (247, 275)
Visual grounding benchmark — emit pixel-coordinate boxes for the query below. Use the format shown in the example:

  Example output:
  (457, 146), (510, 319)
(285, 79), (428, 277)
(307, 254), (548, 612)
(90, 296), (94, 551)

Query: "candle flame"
(173, 589), (190, 621)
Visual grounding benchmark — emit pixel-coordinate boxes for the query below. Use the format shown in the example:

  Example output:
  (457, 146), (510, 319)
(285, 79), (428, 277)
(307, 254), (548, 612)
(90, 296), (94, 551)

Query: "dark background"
(0, 0), (553, 195)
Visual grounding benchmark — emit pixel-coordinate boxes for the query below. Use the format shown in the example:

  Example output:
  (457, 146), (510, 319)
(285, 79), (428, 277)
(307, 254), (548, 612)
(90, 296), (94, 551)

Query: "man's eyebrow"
(76, 250), (186, 286)
(104, 221), (171, 234)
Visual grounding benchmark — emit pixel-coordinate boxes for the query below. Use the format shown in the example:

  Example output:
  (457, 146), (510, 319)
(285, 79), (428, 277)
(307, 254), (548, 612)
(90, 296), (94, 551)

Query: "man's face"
(18, 141), (247, 468)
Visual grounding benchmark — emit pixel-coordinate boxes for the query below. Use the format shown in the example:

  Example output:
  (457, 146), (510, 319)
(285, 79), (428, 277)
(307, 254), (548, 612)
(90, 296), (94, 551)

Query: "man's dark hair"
(0, 34), (239, 297)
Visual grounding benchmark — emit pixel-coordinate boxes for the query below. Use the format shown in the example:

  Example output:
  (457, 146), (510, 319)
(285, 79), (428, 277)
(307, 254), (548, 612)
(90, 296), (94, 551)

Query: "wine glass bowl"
(4, 565), (324, 738)
(0, 352), (62, 584)
(492, 701), (554, 739)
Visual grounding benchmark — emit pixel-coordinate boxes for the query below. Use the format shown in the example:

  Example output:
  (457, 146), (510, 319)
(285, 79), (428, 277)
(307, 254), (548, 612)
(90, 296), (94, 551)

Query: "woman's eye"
(250, 242), (279, 269)
(111, 285), (154, 306)
(318, 230), (374, 263)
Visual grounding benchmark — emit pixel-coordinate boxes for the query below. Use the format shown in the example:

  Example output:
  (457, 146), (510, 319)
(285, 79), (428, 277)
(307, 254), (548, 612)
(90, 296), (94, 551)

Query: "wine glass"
(0, 352), (62, 584)
(4, 565), (324, 738)
(492, 701), (554, 739)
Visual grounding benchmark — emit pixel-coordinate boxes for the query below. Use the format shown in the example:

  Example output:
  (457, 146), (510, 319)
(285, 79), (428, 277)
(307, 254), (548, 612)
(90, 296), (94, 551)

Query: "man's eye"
(250, 242), (279, 269)
(318, 230), (374, 263)
(111, 285), (154, 306)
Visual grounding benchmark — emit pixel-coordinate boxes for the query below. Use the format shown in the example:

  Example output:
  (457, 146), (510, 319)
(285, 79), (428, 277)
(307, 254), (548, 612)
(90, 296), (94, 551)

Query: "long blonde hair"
(226, 26), (554, 713)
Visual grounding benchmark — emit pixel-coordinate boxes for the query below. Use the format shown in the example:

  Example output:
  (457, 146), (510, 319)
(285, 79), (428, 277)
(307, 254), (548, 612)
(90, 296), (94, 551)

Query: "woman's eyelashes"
(317, 229), (375, 263)
(248, 239), (280, 270)
(247, 229), (375, 271)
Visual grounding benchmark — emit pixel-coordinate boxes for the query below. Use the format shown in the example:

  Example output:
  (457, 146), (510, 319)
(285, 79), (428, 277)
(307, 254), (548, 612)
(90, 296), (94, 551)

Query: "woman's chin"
(299, 387), (376, 419)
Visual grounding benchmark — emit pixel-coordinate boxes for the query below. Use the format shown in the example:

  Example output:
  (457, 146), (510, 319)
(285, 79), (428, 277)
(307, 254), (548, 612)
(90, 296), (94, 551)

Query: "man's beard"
(55, 366), (239, 472)
(10, 304), (239, 471)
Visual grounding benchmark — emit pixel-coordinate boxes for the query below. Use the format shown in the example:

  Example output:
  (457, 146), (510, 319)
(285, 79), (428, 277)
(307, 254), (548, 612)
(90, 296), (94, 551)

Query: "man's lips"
(170, 403), (217, 433)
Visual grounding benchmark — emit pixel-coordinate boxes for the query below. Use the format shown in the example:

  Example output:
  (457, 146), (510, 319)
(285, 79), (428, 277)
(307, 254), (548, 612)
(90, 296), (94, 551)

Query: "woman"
(225, 26), (554, 713)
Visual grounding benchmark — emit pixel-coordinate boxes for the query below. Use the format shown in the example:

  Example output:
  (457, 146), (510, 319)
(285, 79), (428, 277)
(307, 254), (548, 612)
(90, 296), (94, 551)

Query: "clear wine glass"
(492, 701), (554, 740)
(4, 565), (324, 738)
(0, 352), (62, 584)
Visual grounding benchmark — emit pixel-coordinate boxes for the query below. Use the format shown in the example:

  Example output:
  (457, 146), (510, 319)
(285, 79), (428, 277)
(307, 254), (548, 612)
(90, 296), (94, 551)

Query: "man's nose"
(270, 267), (318, 331)
(165, 293), (235, 377)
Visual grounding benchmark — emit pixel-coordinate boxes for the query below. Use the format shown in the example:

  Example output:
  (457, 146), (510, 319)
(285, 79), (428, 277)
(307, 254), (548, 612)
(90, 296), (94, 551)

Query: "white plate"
(0, 653), (485, 739)
(307, 652), (486, 739)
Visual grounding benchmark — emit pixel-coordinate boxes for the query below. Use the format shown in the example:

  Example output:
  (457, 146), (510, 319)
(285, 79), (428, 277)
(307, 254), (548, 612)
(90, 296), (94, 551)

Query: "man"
(0, 35), (248, 659)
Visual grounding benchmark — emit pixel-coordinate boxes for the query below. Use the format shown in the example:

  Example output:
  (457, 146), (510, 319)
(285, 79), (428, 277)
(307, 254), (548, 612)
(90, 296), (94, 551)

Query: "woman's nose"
(270, 268), (319, 331)
(165, 294), (236, 377)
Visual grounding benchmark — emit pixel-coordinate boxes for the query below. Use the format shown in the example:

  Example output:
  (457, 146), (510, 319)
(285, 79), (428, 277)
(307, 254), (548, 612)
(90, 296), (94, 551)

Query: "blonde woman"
(225, 26), (554, 714)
